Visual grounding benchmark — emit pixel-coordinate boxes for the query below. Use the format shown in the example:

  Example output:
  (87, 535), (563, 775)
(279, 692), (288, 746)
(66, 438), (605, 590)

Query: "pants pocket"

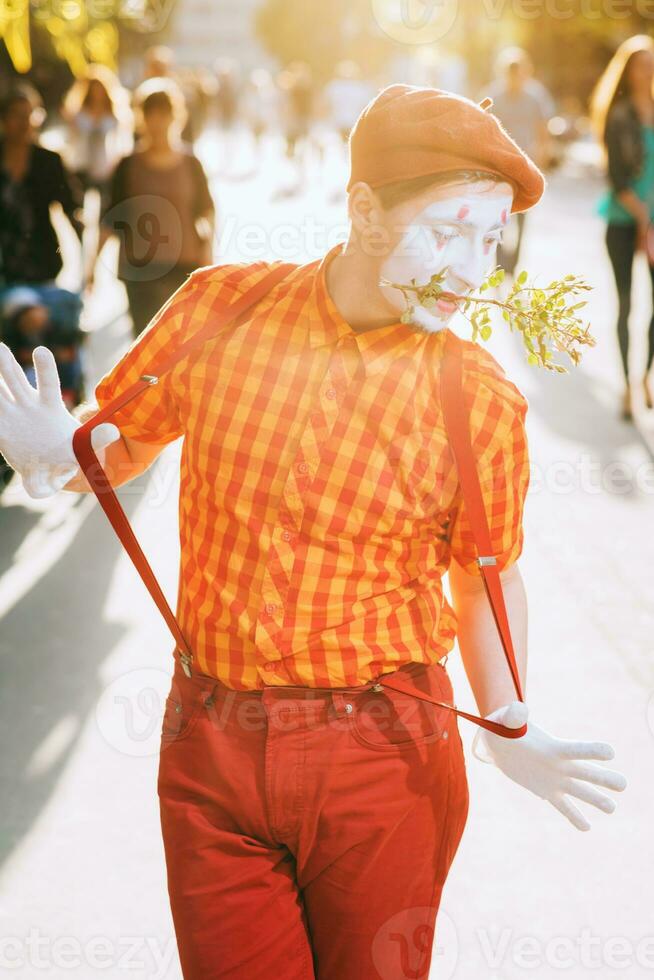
(160, 688), (204, 744)
(347, 662), (454, 752)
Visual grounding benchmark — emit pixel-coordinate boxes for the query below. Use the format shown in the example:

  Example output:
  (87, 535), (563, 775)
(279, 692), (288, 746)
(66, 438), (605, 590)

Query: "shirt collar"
(306, 242), (430, 376)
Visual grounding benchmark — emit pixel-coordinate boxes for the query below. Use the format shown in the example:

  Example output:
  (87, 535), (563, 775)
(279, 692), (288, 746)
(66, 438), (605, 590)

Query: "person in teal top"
(589, 34), (654, 420)
(596, 124), (654, 224)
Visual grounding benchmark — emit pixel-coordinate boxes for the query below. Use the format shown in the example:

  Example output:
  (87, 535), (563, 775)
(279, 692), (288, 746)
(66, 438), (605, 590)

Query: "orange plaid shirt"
(94, 243), (530, 690)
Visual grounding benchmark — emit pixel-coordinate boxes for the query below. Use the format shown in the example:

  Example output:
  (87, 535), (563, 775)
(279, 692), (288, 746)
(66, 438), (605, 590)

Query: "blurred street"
(1, 127), (653, 979)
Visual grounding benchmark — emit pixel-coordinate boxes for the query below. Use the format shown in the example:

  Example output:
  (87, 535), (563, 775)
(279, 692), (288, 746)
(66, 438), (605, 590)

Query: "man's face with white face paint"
(376, 179), (514, 334)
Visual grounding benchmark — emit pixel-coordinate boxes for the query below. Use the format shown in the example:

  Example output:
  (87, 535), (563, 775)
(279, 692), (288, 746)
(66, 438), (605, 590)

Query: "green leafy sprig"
(380, 265), (596, 373)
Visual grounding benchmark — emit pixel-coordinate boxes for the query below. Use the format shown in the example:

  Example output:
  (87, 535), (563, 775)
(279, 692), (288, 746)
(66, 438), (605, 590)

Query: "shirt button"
(325, 388), (336, 399)
(282, 530), (292, 542)
(297, 461), (308, 474)
(264, 662), (277, 672)
(265, 603), (277, 614)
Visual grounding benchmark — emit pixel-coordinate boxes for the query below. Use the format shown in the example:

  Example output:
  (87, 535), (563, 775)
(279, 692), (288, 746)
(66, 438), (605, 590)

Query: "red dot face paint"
(456, 205), (470, 220)
(435, 238), (445, 250)
(501, 208), (508, 225)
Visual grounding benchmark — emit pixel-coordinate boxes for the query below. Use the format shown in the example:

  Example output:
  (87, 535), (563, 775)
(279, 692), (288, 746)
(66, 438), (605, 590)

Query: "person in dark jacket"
(590, 34), (654, 420)
(0, 83), (84, 287)
(0, 83), (84, 491)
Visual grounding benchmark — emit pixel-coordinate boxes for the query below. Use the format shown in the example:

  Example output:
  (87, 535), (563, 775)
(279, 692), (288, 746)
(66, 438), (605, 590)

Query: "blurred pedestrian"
(277, 61), (315, 189)
(178, 67), (214, 145)
(139, 46), (205, 146)
(86, 77), (215, 339)
(324, 61), (376, 147)
(60, 64), (133, 206)
(479, 47), (554, 277)
(214, 58), (239, 132)
(590, 34), (654, 420)
(0, 83), (84, 289)
(241, 67), (279, 164)
(319, 61), (377, 200)
(212, 58), (240, 174)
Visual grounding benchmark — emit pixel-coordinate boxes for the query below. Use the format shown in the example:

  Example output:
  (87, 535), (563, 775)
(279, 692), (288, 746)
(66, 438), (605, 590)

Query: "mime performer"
(0, 86), (627, 980)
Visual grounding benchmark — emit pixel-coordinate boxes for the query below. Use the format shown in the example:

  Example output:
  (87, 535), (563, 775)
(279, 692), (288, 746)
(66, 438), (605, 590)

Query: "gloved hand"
(0, 342), (120, 499)
(471, 700), (628, 831)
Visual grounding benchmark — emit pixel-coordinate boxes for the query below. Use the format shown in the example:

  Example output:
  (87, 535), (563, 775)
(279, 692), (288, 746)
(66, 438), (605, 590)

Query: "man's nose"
(447, 269), (477, 296)
(449, 244), (488, 294)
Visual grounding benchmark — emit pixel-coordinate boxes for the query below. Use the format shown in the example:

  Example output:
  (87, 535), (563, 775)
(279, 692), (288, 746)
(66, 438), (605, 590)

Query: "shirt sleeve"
(92, 260), (278, 445)
(446, 342), (531, 576)
(92, 272), (200, 445)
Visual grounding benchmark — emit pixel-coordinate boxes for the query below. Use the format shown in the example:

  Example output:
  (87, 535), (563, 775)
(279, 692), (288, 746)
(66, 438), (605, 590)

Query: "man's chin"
(408, 305), (452, 334)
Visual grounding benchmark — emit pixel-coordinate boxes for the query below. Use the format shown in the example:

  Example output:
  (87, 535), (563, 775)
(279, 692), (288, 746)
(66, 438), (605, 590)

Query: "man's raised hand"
(0, 342), (120, 499)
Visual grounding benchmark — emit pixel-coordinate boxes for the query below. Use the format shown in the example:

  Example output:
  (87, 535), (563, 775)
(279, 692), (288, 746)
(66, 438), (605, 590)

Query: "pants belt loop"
(203, 682), (219, 707)
(331, 691), (349, 718)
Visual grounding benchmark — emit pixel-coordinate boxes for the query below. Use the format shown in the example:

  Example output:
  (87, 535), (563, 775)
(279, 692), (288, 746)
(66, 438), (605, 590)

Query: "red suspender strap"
(71, 263), (296, 677)
(377, 330), (528, 740)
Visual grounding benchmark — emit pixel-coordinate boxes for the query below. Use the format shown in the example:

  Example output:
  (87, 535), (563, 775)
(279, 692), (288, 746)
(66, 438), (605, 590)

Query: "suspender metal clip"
(476, 555), (497, 567)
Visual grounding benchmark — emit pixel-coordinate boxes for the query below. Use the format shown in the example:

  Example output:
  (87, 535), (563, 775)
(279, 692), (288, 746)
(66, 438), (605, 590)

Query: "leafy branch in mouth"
(379, 265), (596, 373)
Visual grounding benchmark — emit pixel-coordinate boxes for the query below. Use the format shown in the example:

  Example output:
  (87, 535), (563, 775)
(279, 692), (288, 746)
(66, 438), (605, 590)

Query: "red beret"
(347, 84), (546, 214)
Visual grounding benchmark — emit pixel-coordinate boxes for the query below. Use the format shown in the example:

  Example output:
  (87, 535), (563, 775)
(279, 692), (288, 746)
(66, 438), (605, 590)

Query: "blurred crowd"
(1, 34), (654, 492)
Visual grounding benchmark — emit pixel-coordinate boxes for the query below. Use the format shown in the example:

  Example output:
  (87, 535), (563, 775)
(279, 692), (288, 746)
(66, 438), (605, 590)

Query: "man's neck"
(325, 245), (403, 334)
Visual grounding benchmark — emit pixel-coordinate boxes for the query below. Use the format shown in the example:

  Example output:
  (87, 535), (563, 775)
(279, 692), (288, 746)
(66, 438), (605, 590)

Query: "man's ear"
(348, 182), (394, 259)
(348, 181), (384, 235)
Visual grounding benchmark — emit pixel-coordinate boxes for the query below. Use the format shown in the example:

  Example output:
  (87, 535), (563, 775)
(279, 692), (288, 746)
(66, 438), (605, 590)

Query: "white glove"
(471, 700), (628, 831)
(0, 342), (120, 499)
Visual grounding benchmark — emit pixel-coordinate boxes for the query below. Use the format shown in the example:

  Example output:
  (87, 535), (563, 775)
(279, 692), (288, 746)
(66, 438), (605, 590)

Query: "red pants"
(157, 657), (469, 979)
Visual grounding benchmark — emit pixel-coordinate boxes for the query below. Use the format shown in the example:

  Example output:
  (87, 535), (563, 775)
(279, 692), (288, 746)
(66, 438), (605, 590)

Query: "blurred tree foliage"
(256, 0), (654, 112)
(0, 0), (173, 80)
(508, 12), (641, 112)
(255, 0), (396, 83)
(0, 1), (174, 113)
